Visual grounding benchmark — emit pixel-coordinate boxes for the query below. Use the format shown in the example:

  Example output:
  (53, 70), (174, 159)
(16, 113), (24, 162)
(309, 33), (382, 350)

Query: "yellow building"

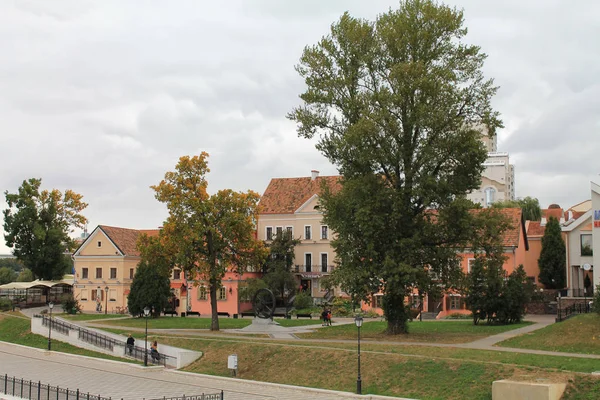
(258, 170), (342, 303)
(72, 225), (158, 313)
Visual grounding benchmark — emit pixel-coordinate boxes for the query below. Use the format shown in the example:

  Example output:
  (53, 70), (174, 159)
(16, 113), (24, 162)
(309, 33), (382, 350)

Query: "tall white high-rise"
(467, 127), (515, 207)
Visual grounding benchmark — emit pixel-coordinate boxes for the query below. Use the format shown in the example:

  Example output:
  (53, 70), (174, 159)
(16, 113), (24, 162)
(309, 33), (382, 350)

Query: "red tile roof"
(526, 221), (545, 237)
(542, 207), (565, 221)
(259, 176), (341, 214)
(490, 208), (525, 247)
(99, 225), (159, 257)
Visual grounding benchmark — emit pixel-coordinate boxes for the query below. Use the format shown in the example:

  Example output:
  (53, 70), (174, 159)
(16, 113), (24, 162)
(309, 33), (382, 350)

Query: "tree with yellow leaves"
(152, 153), (267, 330)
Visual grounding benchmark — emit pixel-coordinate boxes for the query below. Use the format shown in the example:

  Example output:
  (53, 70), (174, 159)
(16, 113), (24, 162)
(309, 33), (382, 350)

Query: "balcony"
(293, 265), (335, 276)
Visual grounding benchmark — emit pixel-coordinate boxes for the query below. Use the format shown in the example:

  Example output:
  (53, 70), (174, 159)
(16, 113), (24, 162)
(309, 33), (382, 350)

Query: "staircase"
(419, 312), (438, 320)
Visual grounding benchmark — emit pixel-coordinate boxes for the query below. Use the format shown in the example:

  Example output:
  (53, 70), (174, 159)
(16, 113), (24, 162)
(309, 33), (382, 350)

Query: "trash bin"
(181, 312), (186, 317)
(233, 314), (238, 319)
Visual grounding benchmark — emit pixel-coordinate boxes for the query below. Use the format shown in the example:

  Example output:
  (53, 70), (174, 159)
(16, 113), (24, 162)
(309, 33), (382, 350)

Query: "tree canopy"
(263, 231), (300, 305)
(492, 197), (542, 221)
(289, 0), (501, 334)
(0, 267), (16, 284)
(3, 178), (87, 280)
(152, 153), (268, 330)
(538, 216), (566, 289)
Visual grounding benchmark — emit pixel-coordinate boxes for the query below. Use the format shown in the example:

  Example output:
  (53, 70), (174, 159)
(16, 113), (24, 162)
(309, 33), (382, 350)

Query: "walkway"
(0, 341), (411, 400)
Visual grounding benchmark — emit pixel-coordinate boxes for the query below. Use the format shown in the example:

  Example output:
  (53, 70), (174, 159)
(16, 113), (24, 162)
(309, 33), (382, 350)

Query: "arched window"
(484, 187), (496, 207)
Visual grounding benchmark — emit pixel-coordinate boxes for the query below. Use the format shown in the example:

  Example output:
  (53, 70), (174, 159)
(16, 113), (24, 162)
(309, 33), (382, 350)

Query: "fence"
(1, 374), (224, 400)
(556, 301), (591, 322)
(148, 394), (224, 400)
(34, 315), (174, 367)
(1, 374), (112, 400)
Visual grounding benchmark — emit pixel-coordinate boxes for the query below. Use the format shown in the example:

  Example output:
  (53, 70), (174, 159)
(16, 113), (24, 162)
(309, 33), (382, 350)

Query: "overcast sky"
(1, 0), (599, 254)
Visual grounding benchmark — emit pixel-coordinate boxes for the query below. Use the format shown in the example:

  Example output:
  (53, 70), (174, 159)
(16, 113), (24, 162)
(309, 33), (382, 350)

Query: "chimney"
(311, 170), (319, 180)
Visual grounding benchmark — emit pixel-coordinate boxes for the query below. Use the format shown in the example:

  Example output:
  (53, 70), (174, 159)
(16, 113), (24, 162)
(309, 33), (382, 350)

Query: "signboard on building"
(594, 210), (600, 228)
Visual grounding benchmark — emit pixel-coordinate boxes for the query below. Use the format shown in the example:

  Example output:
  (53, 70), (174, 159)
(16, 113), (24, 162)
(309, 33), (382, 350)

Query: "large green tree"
(263, 231), (300, 305)
(152, 153), (268, 330)
(538, 216), (566, 289)
(0, 267), (16, 284)
(3, 178), (88, 280)
(0, 258), (25, 272)
(492, 197), (542, 221)
(289, 0), (501, 334)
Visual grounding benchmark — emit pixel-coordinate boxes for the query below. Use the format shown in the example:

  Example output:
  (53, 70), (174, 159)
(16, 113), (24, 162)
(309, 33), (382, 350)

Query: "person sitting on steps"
(150, 340), (160, 362)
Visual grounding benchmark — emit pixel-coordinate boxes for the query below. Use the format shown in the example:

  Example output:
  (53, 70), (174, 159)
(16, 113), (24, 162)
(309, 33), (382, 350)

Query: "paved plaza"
(0, 341), (409, 400)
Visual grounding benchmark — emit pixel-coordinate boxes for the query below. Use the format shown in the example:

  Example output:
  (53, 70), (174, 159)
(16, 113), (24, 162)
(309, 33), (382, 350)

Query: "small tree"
(263, 231), (299, 305)
(0, 267), (16, 284)
(61, 293), (82, 315)
(498, 265), (533, 324)
(492, 197), (542, 221)
(538, 216), (566, 289)
(16, 268), (34, 282)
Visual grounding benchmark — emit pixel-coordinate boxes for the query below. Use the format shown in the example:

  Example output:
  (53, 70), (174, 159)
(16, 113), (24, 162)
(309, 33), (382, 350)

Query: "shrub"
(293, 291), (313, 310)
(61, 293), (81, 314)
(363, 309), (380, 318)
(592, 284), (600, 314)
(331, 297), (353, 316)
(446, 312), (473, 319)
(0, 298), (12, 312)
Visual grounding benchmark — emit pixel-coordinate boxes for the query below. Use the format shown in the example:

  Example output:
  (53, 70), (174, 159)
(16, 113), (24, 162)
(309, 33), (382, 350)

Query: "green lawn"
(275, 318), (324, 327)
(155, 335), (600, 400)
(0, 314), (139, 364)
(93, 316), (252, 329)
(498, 314), (600, 355)
(61, 313), (130, 321)
(298, 320), (533, 343)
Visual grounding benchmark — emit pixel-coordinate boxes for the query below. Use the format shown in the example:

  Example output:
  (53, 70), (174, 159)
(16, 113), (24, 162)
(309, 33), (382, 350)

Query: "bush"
(0, 298), (12, 312)
(363, 309), (380, 318)
(61, 293), (81, 314)
(446, 312), (473, 319)
(592, 284), (600, 314)
(293, 292), (313, 309)
(331, 297), (353, 316)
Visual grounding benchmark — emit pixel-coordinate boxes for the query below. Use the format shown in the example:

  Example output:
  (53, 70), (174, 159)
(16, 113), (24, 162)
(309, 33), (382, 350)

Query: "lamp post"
(354, 315), (363, 395)
(104, 286), (109, 315)
(47, 302), (54, 351)
(143, 306), (150, 366)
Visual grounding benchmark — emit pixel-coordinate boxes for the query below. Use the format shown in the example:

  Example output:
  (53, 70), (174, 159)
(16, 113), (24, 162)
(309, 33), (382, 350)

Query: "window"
(266, 227), (273, 241)
(305, 225), (312, 240)
(449, 295), (462, 310)
(81, 290), (88, 301)
(110, 268), (117, 279)
(198, 287), (208, 301)
(484, 187), (496, 207)
(321, 225), (328, 239)
(95, 268), (102, 279)
(129, 268), (134, 279)
(91, 288), (104, 301)
(305, 253), (312, 272)
(467, 258), (476, 273)
(218, 286), (227, 300)
(109, 289), (116, 301)
(321, 253), (328, 273)
(581, 234), (593, 256)
(173, 269), (181, 280)
(97, 241), (102, 248)
(276, 226), (283, 237)
(82, 268), (88, 279)
(372, 295), (382, 309)
(286, 226), (293, 235)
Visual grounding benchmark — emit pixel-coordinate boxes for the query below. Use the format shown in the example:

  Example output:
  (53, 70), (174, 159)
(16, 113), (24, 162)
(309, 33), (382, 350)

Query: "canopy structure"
(0, 276), (74, 306)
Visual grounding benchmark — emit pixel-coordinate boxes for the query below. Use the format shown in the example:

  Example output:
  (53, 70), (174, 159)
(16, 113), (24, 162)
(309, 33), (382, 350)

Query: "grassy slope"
(498, 314), (600, 355)
(61, 314), (130, 321)
(298, 320), (533, 343)
(157, 335), (600, 400)
(0, 314), (139, 364)
(94, 317), (252, 329)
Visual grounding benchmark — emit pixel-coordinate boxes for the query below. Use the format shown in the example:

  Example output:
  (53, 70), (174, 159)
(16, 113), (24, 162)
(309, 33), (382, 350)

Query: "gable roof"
(99, 226), (159, 256)
(527, 221), (545, 237)
(259, 176), (341, 214)
(493, 208), (528, 249)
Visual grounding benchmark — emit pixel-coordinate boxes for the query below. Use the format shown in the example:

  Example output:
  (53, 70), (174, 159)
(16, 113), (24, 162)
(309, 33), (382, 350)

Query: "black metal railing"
(293, 265), (335, 273)
(1, 374), (112, 400)
(556, 301), (592, 322)
(40, 316), (70, 336)
(34, 315), (174, 366)
(149, 393), (224, 400)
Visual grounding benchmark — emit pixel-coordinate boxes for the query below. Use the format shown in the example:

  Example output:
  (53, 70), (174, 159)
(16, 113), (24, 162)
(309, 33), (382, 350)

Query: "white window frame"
(198, 286), (208, 301)
(304, 225), (312, 240)
(218, 286), (227, 301)
(285, 226), (293, 236)
(265, 226), (273, 241)
(276, 226), (283, 238)
(304, 252), (312, 270)
(320, 252), (328, 272)
(467, 258), (476, 273)
(81, 290), (88, 301)
(320, 225), (328, 239)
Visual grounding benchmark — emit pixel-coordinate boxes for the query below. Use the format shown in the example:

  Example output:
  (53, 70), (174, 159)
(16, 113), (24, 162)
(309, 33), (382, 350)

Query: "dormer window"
(97, 241), (102, 248)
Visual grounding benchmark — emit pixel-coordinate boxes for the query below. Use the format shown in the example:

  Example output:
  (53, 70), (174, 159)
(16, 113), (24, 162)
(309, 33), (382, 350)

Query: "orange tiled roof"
(542, 207), (565, 220)
(526, 221), (545, 237)
(99, 225), (159, 257)
(259, 176), (341, 214)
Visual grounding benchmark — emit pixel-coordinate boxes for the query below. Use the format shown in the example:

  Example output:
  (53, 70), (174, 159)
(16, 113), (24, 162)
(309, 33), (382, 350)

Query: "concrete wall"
(592, 182), (600, 288)
(31, 317), (201, 369)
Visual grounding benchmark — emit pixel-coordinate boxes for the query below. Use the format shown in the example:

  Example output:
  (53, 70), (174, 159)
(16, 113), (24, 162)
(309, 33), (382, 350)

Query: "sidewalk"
(0, 341), (412, 400)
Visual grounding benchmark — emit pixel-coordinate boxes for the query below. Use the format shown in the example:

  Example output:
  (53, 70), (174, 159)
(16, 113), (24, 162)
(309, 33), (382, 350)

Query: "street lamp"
(47, 302), (54, 351)
(143, 306), (150, 366)
(104, 286), (109, 315)
(354, 315), (363, 395)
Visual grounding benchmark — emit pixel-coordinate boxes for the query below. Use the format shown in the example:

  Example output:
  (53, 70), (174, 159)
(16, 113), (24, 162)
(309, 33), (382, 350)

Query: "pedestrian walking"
(126, 334), (135, 355)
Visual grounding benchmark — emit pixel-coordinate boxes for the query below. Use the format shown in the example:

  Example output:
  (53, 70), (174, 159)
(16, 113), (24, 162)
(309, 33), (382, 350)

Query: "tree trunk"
(382, 290), (409, 334)
(209, 278), (219, 331)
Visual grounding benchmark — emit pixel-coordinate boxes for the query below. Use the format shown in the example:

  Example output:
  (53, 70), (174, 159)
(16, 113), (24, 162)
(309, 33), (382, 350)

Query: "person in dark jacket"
(126, 334), (135, 355)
